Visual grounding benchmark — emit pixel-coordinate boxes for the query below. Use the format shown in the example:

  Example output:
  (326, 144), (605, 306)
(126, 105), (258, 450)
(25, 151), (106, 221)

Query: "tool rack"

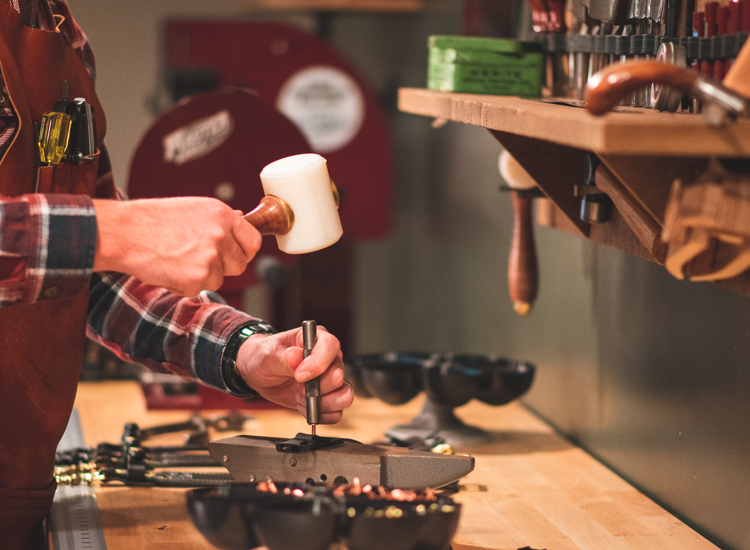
(398, 87), (750, 295)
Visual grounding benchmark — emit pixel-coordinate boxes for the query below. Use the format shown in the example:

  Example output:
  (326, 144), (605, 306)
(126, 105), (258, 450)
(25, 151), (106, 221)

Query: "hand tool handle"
(705, 1), (718, 37)
(594, 164), (668, 263)
(586, 61), (699, 115)
(243, 195), (294, 236)
(526, 0), (550, 32)
(508, 191), (538, 316)
(546, 0), (567, 33)
(302, 320), (321, 426)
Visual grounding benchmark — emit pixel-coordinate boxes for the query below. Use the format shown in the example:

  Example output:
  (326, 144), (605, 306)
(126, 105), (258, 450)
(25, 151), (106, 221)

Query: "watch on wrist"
(221, 320), (277, 396)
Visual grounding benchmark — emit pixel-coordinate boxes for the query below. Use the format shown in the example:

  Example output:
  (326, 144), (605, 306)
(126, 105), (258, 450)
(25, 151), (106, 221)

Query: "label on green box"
(429, 47), (543, 67)
(428, 35), (541, 54)
(427, 63), (542, 97)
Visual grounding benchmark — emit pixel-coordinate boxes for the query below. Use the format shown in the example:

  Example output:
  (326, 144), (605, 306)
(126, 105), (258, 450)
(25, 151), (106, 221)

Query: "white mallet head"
(244, 153), (343, 254)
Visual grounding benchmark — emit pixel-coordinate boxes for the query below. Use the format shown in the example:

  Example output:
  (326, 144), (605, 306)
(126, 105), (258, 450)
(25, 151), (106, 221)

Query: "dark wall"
(522, 233), (750, 550)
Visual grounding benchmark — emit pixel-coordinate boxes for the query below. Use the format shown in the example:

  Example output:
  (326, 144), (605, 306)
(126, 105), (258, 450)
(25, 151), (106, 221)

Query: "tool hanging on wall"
(499, 150), (543, 315)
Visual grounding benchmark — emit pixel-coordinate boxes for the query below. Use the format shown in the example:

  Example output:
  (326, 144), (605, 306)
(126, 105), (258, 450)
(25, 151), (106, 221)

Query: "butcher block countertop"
(67, 381), (718, 550)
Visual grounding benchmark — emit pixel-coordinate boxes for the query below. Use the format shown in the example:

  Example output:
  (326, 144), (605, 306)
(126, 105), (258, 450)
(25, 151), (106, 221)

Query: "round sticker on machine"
(276, 66), (365, 154)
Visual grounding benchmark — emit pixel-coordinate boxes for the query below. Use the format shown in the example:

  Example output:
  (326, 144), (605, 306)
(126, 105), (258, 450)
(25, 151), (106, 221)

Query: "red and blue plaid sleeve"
(0, 193), (97, 306)
(87, 272), (257, 395)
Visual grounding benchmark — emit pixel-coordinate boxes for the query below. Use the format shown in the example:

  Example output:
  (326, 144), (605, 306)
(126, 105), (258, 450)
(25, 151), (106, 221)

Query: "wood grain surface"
(68, 381), (719, 550)
(399, 88), (750, 157)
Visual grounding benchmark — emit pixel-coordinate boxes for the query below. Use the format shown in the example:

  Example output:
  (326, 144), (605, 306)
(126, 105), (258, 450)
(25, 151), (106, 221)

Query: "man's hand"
(235, 327), (353, 424)
(93, 197), (261, 296)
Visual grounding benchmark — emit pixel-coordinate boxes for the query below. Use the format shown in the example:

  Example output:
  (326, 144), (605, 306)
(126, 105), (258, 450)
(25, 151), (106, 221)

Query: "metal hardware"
(303, 320), (321, 430)
(577, 154), (612, 223)
(651, 42), (688, 112)
(276, 433), (349, 453)
(211, 434), (475, 490)
(51, 408), (108, 550)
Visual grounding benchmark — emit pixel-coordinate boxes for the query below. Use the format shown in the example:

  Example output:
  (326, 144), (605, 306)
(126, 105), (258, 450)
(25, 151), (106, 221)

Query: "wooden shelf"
(398, 88), (750, 157)
(250, 0), (423, 11)
(398, 88), (750, 296)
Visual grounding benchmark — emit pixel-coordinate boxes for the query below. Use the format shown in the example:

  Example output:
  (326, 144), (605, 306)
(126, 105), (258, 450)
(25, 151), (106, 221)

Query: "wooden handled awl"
(243, 153), (342, 254)
(499, 150), (539, 316)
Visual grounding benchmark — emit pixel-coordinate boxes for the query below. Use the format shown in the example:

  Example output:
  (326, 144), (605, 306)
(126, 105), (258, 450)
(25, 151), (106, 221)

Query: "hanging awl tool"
(303, 320), (321, 435)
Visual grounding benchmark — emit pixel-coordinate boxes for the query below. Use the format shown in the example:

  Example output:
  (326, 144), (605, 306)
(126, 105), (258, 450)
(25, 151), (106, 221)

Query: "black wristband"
(221, 320), (277, 397)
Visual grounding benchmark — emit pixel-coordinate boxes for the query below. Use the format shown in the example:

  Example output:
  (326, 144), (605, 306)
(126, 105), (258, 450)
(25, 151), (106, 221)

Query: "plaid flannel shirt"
(0, 0), (259, 396)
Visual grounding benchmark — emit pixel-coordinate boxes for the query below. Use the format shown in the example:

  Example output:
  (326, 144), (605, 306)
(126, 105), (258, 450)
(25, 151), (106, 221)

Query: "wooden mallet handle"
(243, 195), (295, 236)
(500, 150), (539, 316)
(509, 191), (538, 315)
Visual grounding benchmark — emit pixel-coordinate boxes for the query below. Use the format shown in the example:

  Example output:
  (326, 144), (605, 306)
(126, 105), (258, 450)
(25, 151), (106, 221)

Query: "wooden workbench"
(69, 381), (718, 550)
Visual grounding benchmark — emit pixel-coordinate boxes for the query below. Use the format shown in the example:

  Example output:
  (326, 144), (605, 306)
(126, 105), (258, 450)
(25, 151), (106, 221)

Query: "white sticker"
(163, 110), (234, 165)
(276, 66), (365, 154)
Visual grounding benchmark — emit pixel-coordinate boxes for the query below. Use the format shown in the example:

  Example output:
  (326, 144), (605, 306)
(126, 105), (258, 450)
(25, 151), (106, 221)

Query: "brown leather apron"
(0, 3), (106, 547)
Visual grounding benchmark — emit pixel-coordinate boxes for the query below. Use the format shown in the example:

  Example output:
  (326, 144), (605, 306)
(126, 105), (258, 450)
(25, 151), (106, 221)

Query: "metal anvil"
(209, 433), (475, 491)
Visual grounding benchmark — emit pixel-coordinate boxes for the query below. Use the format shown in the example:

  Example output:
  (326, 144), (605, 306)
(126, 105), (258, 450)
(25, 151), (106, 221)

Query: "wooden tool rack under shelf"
(398, 87), (750, 295)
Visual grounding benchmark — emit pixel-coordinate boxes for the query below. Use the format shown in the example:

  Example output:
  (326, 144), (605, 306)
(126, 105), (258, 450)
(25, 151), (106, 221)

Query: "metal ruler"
(49, 408), (108, 550)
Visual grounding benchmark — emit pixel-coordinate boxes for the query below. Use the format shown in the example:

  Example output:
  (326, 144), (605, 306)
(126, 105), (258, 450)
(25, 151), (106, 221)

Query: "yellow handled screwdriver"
(302, 320), (321, 435)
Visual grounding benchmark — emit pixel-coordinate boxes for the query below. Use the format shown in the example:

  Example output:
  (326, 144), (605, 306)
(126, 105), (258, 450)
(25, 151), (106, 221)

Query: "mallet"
(243, 153), (342, 253)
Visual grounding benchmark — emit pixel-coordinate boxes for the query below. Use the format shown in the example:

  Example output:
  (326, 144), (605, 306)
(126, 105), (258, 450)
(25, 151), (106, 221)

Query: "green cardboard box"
(428, 62), (542, 97)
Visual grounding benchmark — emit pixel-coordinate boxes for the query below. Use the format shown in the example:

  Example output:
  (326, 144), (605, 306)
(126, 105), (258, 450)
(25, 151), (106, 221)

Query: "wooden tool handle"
(243, 195), (294, 236)
(546, 0), (567, 33)
(508, 191), (538, 316)
(594, 164), (668, 263)
(586, 61), (699, 115)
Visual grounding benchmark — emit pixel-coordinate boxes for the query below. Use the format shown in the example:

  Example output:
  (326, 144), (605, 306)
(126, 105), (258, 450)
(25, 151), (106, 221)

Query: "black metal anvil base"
(210, 434), (475, 490)
(386, 399), (491, 447)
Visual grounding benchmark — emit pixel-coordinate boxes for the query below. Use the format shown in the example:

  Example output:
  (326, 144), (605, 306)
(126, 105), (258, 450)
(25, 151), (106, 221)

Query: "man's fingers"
(234, 214), (263, 262)
(295, 381), (353, 414)
(294, 332), (342, 383)
(295, 405), (343, 425)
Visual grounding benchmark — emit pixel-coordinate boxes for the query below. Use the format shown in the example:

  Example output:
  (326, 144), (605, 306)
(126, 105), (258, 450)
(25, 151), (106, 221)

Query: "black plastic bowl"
(415, 500), (462, 550)
(186, 483), (309, 550)
(343, 499), (428, 550)
(422, 356), (483, 408)
(463, 356), (535, 406)
(352, 353), (433, 405)
(251, 498), (340, 550)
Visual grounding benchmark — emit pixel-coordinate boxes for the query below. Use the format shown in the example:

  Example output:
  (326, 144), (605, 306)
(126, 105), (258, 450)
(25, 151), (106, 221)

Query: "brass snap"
(43, 286), (61, 300)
